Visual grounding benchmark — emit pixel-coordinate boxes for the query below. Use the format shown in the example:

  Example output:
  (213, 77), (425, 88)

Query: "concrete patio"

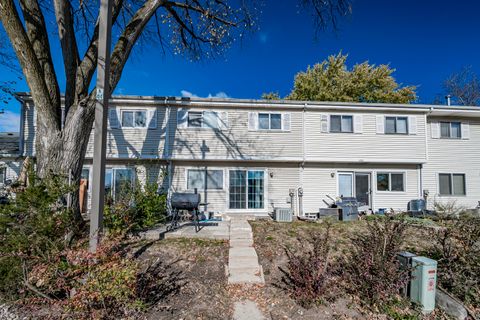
(139, 219), (230, 240)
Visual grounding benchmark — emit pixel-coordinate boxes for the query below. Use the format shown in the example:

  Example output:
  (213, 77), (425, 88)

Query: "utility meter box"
(410, 256), (437, 313)
(397, 251), (417, 297)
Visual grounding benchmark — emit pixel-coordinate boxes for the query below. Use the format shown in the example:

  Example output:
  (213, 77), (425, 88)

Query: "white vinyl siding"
(423, 117), (479, 209)
(303, 163), (419, 213)
(172, 109), (301, 160)
(306, 112), (426, 162)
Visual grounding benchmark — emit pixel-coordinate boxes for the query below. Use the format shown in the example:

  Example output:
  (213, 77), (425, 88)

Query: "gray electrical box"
(397, 251), (417, 297)
(410, 256), (437, 313)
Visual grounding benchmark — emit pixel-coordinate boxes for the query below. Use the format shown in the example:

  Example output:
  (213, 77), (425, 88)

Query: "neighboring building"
(0, 132), (21, 185)
(8, 93), (480, 216)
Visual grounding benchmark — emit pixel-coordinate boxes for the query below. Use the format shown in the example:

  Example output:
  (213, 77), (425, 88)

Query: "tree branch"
(54, 0), (80, 116)
(19, 0), (61, 124)
(165, 1), (236, 26)
(108, 0), (166, 91)
(68, 0), (123, 116)
(0, 0), (59, 130)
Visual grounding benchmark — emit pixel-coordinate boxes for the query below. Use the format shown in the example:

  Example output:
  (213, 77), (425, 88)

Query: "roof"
(0, 132), (20, 157)
(15, 92), (480, 117)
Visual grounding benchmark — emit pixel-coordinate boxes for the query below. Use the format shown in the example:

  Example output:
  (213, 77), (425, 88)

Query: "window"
(105, 168), (134, 201)
(0, 167), (5, 184)
(330, 115), (353, 133)
(229, 170), (264, 209)
(122, 110), (147, 128)
(439, 173), (466, 196)
(187, 169), (224, 190)
(338, 173), (353, 197)
(258, 113), (282, 130)
(187, 111), (220, 129)
(440, 122), (461, 139)
(377, 172), (405, 192)
(385, 116), (408, 134)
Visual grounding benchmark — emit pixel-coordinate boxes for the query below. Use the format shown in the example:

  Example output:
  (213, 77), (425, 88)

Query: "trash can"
(410, 256), (437, 313)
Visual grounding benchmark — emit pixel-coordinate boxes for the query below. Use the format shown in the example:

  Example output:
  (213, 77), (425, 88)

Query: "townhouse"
(3, 94), (479, 216)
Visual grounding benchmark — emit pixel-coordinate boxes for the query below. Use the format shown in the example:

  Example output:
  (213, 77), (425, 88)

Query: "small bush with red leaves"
(278, 222), (338, 308)
(340, 216), (411, 308)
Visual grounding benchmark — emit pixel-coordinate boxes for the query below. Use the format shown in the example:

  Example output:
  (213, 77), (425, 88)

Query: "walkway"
(227, 217), (264, 284)
(227, 216), (266, 320)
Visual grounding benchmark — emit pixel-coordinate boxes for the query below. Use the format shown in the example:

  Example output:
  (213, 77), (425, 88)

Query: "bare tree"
(444, 67), (480, 106)
(0, 0), (351, 223)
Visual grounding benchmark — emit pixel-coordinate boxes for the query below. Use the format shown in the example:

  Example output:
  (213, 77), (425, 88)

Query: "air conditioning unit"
(274, 208), (293, 222)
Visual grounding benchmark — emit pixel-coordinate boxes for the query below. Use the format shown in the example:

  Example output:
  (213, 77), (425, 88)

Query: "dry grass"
(250, 218), (449, 320)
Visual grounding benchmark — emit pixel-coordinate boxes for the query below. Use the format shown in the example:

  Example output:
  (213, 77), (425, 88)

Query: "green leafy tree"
(286, 52), (417, 103)
(261, 91), (281, 100)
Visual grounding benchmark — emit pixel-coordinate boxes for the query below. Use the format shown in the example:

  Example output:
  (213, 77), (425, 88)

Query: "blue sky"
(1, 0), (480, 131)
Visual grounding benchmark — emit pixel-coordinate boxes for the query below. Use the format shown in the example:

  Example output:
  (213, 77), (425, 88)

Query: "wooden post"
(89, 0), (113, 253)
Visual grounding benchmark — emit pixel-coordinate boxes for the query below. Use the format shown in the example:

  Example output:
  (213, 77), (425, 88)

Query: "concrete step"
(228, 266), (265, 284)
(229, 247), (258, 258)
(230, 239), (254, 247)
(228, 273), (264, 284)
(229, 265), (261, 275)
(230, 232), (253, 239)
(229, 257), (260, 269)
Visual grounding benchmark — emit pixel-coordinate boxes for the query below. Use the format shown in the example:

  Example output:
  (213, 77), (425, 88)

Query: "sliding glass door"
(229, 170), (265, 210)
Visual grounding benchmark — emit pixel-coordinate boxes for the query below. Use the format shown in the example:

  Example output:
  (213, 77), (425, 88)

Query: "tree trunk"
(35, 98), (95, 224)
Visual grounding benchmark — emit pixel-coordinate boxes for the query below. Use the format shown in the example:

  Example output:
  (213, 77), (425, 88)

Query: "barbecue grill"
(167, 192), (202, 232)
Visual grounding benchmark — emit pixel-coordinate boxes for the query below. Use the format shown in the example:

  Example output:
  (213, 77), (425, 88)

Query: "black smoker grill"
(167, 192), (201, 232)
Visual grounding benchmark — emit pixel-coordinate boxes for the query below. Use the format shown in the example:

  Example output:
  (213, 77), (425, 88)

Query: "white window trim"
(329, 114), (354, 133)
(185, 110), (225, 130)
(384, 116), (409, 135)
(437, 173), (467, 197)
(184, 167), (225, 191)
(0, 166), (6, 185)
(336, 171), (354, 197)
(375, 171), (407, 193)
(81, 166), (93, 210)
(257, 112), (285, 131)
(104, 166), (136, 199)
(439, 121), (462, 139)
(120, 109), (148, 128)
(225, 167), (268, 213)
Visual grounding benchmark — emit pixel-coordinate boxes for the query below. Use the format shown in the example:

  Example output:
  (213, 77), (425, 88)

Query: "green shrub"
(0, 173), (76, 300)
(104, 181), (167, 235)
(340, 216), (411, 308)
(0, 173), (180, 318)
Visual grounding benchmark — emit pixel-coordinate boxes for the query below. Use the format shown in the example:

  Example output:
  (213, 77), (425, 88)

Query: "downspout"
(164, 98), (173, 191)
(298, 103), (307, 216)
(422, 107), (434, 206)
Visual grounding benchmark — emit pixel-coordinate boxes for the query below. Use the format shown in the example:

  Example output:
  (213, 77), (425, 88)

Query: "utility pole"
(89, 0), (113, 252)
